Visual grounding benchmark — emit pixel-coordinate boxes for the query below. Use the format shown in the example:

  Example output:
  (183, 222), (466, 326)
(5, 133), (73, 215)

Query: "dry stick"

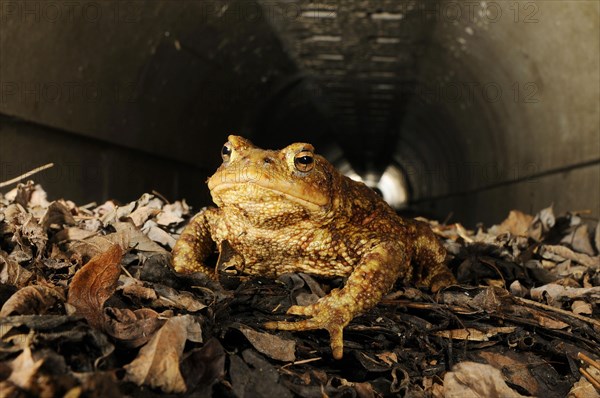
(579, 352), (600, 371)
(579, 367), (600, 390)
(514, 296), (600, 329)
(0, 163), (55, 188)
(152, 190), (170, 204)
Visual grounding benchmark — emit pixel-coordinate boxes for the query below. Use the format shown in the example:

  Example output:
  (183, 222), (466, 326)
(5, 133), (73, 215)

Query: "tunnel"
(1, 0), (598, 226)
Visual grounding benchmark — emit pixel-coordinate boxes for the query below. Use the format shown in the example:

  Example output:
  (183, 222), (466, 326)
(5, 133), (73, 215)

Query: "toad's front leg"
(172, 207), (220, 278)
(265, 242), (407, 359)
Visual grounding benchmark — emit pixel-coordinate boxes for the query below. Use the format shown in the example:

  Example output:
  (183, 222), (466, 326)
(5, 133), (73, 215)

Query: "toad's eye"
(221, 143), (232, 162)
(294, 150), (314, 172)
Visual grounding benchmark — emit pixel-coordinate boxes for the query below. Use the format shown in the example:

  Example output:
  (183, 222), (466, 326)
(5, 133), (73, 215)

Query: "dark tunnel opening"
(0, 0), (598, 227)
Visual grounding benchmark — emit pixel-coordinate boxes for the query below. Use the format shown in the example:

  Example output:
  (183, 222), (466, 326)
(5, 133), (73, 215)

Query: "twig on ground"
(0, 163), (55, 188)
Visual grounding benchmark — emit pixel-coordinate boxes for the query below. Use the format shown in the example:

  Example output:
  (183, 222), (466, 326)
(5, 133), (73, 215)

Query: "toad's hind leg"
(265, 241), (406, 359)
(412, 223), (456, 292)
(172, 208), (219, 278)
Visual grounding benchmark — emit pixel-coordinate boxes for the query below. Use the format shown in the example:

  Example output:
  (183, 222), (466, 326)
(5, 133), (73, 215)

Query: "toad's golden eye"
(221, 142), (232, 162)
(294, 150), (314, 172)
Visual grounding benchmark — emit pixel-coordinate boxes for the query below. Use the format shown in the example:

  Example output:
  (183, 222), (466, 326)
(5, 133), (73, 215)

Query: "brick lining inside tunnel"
(0, 0), (598, 226)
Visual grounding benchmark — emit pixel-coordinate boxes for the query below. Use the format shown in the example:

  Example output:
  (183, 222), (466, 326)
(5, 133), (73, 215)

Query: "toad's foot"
(264, 290), (353, 360)
(266, 242), (407, 359)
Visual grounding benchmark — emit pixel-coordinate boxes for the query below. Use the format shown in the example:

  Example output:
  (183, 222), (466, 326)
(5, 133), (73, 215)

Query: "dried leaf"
(118, 275), (158, 300)
(143, 223), (177, 248)
(528, 205), (555, 241)
(456, 223), (474, 242)
(68, 372), (121, 398)
(562, 224), (596, 256)
(230, 350), (293, 398)
(0, 251), (33, 287)
(128, 206), (160, 227)
(475, 350), (570, 396)
(13, 211), (47, 260)
(124, 315), (202, 393)
(104, 307), (166, 347)
(67, 244), (123, 328)
(156, 203), (185, 226)
(181, 338), (226, 393)
(433, 326), (516, 341)
(55, 227), (97, 242)
(532, 313), (570, 329)
(444, 361), (527, 398)
(530, 283), (600, 306)
(152, 284), (207, 312)
(67, 232), (129, 260)
(0, 284), (65, 316)
(571, 300), (593, 316)
(238, 326), (296, 362)
(112, 221), (166, 252)
(40, 201), (76, 229)
(8, 345), (44, 391)
(568, 375), (600, 398)
(540, 245), (599, 268)
(509, 280), (528, 297)
(99, 201), (135, 225)
(490, 210), (533, 236)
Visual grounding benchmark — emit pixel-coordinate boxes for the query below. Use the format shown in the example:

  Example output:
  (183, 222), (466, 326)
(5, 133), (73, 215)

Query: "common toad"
(172, 136), (455, 359)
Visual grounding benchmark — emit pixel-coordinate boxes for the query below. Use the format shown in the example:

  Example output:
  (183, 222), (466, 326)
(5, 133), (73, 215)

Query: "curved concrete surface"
(0, 0), (598, 226)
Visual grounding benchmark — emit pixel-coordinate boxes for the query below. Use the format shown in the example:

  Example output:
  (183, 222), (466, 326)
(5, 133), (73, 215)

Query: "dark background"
(1, 0), (598, 226)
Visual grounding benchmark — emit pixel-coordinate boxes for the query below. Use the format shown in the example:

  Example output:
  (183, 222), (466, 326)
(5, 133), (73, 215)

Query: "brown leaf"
(530, 283), (600, 306)
(66, 232), (129, 261)
(0, 381), (19, 397)
(143, 224), (177, 249)
(40, 201), (76, 230)
(155, 202), (186, 226)
(230, 350), (293, 398)
(10, 210), (47, 260)
(443, 361), (527, 398)
(491, 210), (533, 236)
(238, 326), (296, 362)
(68, 372), (122, 398)
(476, 350), (571, 397)
(568, 375), (600, 398)
(0, 284), (65, 316)
(540, 245), (599, 268)
(118, 276), (158, 301)
(562, 224), (596, 256)
(124, 315), (202, 393)
(571, 300), (593, 316)
(152, 284), (206, 312)
(128, 206), (160, 227)
(112, 221), (166, 252)
(104, 307), (166, 347)
(0, 251), (33, 287)
(528, 205), (555, 241)
(181, 338), (226, 393)
(433, 326), (516, 341)
(67, 244), (123, 329)
(54, 227), (97, 243)
(8, 345), (44, 391)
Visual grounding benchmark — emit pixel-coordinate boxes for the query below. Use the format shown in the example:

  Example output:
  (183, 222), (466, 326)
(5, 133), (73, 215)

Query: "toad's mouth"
(208, 180), (329, 211)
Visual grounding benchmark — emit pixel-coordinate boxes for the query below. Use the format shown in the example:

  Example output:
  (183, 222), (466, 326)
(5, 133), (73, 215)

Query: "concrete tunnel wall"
(0, 0), (598, 227)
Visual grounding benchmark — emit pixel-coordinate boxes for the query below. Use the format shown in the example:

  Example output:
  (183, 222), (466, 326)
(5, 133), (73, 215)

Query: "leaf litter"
(0, 181), (598, 397)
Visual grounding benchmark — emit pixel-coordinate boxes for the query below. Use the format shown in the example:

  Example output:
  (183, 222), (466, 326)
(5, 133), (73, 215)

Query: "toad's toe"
(286, 304), (315, 316)
(264, 301), (351, 359)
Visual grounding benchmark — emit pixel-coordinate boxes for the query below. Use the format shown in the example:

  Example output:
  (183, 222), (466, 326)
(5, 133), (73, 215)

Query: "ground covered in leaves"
(0, 181), (599, 397)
